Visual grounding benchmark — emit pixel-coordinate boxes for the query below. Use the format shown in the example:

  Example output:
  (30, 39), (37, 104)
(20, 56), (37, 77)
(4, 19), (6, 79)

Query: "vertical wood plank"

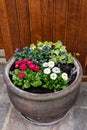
(28, 0), (41, 43)
(5, 0), (21, 50)
(77, 0), (87, 74)
(66, 0), (81, 53)
(0, 26), (4, 49)
(41, 0), (54, 41)
(53, 0), (67, 44)
(15, 0), (31, 48)
(0, 0), (13, 60)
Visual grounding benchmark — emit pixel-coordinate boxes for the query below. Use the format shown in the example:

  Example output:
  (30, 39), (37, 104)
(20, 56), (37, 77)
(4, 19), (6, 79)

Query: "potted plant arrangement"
(4, 41), (82, 125)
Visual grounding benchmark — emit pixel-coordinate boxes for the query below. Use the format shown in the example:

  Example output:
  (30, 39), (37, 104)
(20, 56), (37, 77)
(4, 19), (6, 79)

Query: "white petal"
(62, 73), (68, 80)
(50, 73), (57, 80)
(42, 62), (48, 67)
(52, 67), (61, 73)
(43, 68), (51, 74)
(48, 61), (55, 68)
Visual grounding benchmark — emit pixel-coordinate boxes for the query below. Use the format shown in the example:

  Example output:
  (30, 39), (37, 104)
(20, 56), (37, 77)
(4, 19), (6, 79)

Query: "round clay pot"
(4, 57), (82, 125)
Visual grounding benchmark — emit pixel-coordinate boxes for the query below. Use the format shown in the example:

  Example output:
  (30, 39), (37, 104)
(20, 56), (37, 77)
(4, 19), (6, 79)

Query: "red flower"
(22, 58), (28, 63)
(19, 72), (25, 78)
(15, 60), (22, 65)
(27, 61), (33, 66)
(20, 64), (27, 70)
(33, 65), (39, 72)
(29, 64), (35, 70)
(15, 64), (19, 69)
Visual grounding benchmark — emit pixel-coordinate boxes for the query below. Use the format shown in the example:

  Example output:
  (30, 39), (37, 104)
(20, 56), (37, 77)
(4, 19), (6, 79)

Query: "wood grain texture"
(16, 0), (31, 48)
(77, 0), (87, 74)
(41, 0), (54, 41)
(5, 0), (21, 51)
(53, 0), (67, 44)
(0, 0), (13, 60)
(0, 26), (4, 49)
(0, 0), (87, 75)
(28, 0), (42, 43)
(66, 0), (81, 53)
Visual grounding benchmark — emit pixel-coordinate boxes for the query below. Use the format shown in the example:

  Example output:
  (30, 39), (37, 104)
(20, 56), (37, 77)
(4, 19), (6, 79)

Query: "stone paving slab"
(3, 106), (74, 130)
(73, 108), (87, 130)
(0, 76), (87, 130)
(75, 83), (87, 107)
(0, 76), (10, 130)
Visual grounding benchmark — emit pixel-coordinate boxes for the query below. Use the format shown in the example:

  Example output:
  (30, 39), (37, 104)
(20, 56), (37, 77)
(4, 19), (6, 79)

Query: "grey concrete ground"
(0, 65), (87, 130)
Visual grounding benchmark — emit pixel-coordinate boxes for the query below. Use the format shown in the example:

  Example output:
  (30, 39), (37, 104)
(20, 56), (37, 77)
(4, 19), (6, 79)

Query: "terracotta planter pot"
(4, 57), (82, 125)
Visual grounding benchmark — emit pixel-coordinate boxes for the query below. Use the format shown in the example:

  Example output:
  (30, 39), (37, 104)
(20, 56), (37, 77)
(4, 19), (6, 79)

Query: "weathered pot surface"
(4, 56), (83, 125)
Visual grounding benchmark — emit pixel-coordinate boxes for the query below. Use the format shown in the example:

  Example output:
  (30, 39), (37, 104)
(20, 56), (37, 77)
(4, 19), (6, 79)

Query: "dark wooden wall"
(0, 0), (87, 75)
(0, 25), (4, 49)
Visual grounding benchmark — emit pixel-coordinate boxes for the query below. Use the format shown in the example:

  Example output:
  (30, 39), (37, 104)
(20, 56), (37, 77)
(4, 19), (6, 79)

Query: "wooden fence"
(0, 0), (87, 75)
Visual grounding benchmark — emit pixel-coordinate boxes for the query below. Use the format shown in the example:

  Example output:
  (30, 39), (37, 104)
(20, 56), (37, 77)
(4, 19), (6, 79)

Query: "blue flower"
(40, 60), (44, 63)
(43, 46), (47, 50)
(29, 55), (32, 58)
(14, 48), (19, 53)
(32, 59), (37, 63)
(23, 46), (28, 50)
(28, 49), (33, 53)
(17, 52), (22, 56)
(47, 46), (51, 50)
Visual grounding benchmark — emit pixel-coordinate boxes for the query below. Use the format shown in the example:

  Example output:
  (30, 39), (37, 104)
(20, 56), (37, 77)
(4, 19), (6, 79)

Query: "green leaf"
(44, 41), (53, 47)
(67, 57), (74, 63)
(31, 80), (42, 87)
(50, 50), (55, 55)
(30, 44), (36, 49)
(55, 41), (62, 49)
(50, 57), (57, 63)
(60, 46), (67, 52)
(15, 69), (20, 75)
(17, 82), (23, 86)
(54, 50), (59, 56)
(9, 71), (13, 75)
(12, 75), (17, 81)
(67, 53), (74, 63)
(37, 41), (43, 49)
(22, 81), (30, 89)
(62, 85), (67, 89)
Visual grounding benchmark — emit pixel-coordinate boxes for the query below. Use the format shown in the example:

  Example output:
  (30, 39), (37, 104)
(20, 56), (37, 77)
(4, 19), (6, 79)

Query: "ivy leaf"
(37, 41), (43, 49)
(60, 46), (67, 52)
(44, 41), (53, 47)
(50, 50), (55, 56)
(55, 41), (62, 49)
(50, 57), (57, 63)
(30, 44), (36, 50)
(54, 50), (60, 56)
(67, 53), (74, 63)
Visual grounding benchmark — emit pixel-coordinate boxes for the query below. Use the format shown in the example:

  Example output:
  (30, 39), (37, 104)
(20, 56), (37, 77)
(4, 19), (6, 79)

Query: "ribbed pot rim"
(4, 56), (83, 101)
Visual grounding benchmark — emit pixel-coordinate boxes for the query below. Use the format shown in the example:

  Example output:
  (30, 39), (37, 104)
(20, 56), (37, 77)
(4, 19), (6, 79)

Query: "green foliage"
(11, 40), (75, 92)
(42, 73), (69, 91)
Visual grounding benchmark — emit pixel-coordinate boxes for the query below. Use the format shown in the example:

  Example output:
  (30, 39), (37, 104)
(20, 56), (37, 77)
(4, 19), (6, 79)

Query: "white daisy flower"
(62, 73), (68, 81)
(42, 62), (48, 67)
(50, 73), (57, 80)
(48, 61), (55, 68)
(43, 68), (51, 74)
(52, 67), (61, 73)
